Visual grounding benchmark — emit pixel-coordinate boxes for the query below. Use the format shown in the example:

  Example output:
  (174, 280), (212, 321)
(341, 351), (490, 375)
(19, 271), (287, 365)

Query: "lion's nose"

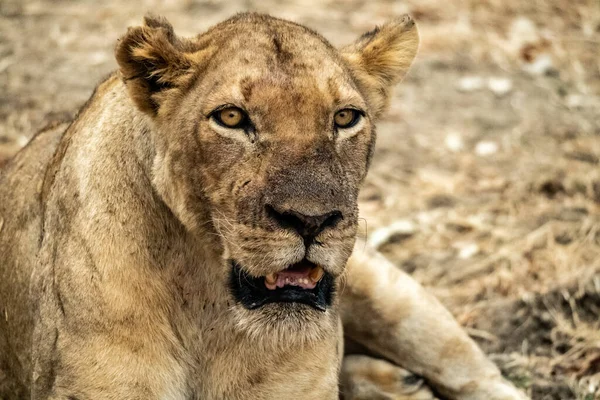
(265, 204), (343, 246)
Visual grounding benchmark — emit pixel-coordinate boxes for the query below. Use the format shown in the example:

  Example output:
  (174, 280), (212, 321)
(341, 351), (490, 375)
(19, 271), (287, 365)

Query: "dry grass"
(358, 0), (600, 398)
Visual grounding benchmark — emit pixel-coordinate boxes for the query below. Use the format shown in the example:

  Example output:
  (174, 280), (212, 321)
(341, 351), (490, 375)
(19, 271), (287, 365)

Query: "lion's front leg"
(29, 268), (190, 400)
(30, 322), (190, 400)
(340, 241), (528, 400)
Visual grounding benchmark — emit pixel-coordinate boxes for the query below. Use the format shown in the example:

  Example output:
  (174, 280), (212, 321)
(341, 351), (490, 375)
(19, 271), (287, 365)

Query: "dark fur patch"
(271, 35), (293, 65)
(261, 27), (298, 68)
(240, 77), (255, 102)
(45, 328), (60, 395)
(358, 26), (381, 44)
(248, 370), (265, 386)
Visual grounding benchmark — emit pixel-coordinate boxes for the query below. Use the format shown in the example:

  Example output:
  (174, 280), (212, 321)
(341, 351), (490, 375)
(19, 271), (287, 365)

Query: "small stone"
(17, 135), (29, 147)
(510, 17), (538, 44)
(457, 76), (484, 92)
(565, 94), (585, 109)
(457, 243), (479, 259)
(475, 141), (498, 156)
(522, 53), (554, 76)
(488, 77), (513, 97)
(445, 132), (464, 152)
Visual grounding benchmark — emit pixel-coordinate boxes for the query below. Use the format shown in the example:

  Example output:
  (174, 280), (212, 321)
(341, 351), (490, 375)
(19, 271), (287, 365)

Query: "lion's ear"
(341, 15), (419, 118)
(115, 15), (204, 115)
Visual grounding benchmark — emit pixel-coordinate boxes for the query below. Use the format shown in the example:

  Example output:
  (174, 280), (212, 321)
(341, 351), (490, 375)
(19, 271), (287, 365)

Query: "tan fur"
(0, 13), (527, 400)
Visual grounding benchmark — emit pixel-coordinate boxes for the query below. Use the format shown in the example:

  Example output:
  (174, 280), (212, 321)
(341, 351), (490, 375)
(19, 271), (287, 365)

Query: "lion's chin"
(229, 301), (339, 347)
(228, 260), (335, 312)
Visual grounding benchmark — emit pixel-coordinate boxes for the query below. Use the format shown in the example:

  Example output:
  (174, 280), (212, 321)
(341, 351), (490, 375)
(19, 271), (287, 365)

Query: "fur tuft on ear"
(342, 15), (419, 118)
(115, 14), (205, 115)
(142, 14), (174, 31)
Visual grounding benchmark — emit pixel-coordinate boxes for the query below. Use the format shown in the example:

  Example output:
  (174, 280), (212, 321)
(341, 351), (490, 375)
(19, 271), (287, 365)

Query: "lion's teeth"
(309, 266), (324, 283)
(265, 273), (277, 285)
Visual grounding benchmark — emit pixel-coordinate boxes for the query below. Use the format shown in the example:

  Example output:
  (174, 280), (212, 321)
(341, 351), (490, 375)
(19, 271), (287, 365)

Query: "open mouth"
(229, 259), (335, 311)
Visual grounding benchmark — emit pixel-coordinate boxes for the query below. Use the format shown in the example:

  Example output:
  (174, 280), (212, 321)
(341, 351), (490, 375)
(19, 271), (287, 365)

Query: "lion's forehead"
(203, 72), (360, 113)
(198, 16), (359, 103)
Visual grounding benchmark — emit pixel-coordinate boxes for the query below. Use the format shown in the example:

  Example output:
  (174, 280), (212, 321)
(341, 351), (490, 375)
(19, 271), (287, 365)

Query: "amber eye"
(214, 107), (247, 129)
(334, 109), (361, 129)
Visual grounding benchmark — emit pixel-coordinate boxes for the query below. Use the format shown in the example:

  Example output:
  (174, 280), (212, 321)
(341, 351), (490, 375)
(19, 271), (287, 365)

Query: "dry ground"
(1, 0), (599, 399)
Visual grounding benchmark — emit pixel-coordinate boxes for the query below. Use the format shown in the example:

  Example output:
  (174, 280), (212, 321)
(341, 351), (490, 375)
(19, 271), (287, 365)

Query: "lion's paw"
(340, 355), (439, 400)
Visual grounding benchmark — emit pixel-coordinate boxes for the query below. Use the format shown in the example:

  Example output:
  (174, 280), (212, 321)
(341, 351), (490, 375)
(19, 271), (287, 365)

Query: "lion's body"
(0, 13), (527, 400)
(0, 75), (340, 399)
(0, 76), (340, 399)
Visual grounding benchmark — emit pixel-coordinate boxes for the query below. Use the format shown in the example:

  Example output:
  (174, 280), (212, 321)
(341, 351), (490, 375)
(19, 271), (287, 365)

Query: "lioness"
(0, 13), (527, 400)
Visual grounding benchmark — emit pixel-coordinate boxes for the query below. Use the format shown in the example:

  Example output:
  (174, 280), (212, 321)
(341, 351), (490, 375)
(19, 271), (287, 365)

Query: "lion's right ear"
(341, 15), (419, 119)
(115, 15), (206, 115)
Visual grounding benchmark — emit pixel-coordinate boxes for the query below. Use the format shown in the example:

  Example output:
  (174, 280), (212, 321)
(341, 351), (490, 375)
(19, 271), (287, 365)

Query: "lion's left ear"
(115, 14), (209, 116)
(341, 15), (419, 118)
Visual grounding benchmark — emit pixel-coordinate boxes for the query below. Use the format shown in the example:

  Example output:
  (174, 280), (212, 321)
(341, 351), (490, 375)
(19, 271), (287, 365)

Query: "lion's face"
(116, 13), (418, 332)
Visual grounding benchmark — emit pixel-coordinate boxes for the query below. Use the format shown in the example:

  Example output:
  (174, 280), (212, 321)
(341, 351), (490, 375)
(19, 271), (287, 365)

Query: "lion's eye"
(213, 107), (247, 129)
(334, 109), (361, 129)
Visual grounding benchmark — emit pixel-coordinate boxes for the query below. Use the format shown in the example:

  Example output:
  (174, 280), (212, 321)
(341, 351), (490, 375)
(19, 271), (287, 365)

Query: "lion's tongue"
(264, 265), (323, 290)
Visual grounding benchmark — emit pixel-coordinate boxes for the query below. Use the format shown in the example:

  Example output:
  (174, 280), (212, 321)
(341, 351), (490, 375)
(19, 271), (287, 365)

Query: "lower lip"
(228, 261), (335, 311)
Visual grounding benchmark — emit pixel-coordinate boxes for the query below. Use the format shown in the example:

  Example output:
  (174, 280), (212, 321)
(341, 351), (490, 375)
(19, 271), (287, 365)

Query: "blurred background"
(1, 0), (599, 398)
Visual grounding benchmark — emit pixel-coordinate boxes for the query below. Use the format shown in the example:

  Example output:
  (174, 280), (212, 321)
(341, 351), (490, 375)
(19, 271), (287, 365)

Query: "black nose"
(265, 204), (343, 246)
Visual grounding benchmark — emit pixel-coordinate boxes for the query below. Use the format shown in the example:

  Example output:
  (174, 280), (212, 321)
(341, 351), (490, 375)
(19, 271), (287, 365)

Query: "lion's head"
(115, 13), (418, 337)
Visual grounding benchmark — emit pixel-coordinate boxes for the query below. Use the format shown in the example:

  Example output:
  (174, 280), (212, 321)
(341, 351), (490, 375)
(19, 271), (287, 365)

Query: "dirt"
(1, 0), (599, 399)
